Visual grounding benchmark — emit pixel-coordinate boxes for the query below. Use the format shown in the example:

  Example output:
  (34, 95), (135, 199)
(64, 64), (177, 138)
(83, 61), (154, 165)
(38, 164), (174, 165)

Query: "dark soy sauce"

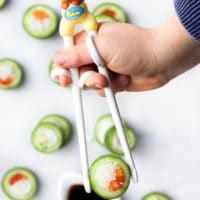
(68, 184), (106, 200)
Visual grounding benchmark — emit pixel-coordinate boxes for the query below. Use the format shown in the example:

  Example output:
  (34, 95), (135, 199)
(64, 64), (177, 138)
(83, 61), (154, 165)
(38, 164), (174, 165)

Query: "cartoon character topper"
(60, 0), (98, 39)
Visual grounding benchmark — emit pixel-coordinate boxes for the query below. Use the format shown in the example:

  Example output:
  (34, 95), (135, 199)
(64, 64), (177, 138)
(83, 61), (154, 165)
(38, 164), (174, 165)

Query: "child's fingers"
(54, 43), (93, 69)
(57, 64), (108, 89)
(84, 73), (108, 89)
(59, 75), (72, 87)
(111, 74), (130, 92)
(95, 74), (130, 97)
(74, 31), (88, 44)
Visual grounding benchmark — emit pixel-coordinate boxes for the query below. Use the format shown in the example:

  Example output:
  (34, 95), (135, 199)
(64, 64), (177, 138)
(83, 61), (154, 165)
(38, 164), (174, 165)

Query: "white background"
(0, 0), (200, 199)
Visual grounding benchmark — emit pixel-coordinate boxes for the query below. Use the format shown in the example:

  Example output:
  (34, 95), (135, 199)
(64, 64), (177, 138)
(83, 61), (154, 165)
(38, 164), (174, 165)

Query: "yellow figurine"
(60, 0), (98, 43)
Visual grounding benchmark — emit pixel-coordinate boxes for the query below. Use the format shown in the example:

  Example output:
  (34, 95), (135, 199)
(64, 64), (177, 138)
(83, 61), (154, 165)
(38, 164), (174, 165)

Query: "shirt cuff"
(174, 0), (200, 42)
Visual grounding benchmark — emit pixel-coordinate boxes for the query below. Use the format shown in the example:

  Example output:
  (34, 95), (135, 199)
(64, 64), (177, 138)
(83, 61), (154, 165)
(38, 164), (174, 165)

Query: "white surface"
(0, 0), (200, 200)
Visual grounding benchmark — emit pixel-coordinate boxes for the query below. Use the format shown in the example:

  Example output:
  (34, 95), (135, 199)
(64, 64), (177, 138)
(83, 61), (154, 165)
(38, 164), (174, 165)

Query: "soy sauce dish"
(57, 171), (122, 200)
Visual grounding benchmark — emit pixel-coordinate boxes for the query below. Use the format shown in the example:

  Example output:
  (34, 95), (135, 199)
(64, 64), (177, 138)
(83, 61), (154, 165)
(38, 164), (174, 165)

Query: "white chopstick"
(86, 34), (138, 183)
(63, 38), (91, 193)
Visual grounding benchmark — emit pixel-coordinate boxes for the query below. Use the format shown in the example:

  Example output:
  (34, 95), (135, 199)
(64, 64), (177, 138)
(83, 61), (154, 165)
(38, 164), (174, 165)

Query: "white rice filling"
(8, 179), (31, 196)
(0, 64), (15, 80)
(98, 118), (114, 144)
(28, 14), (51, 33)
(94, 161), (118, 190)
(36, 129), (57, 148)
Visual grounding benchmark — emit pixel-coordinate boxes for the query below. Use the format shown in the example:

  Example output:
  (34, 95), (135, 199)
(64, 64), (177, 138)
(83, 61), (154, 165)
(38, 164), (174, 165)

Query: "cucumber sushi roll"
(32, 123), (63, 153)
(142, 192), (170, 200)
(105, 126), (136, 155)
(96, 14), (117, 23)
(95, 114), (115, 145)
(0, 0), (7, 8)
(40, 114), (72, 145)
(23, 4), (58, 39)
(93, 3), (127, 23)
(89, 155), (130, 199)
(95, 114), (126, 146)
(2, 167), (38, 200)
(0, 59), (23, 89)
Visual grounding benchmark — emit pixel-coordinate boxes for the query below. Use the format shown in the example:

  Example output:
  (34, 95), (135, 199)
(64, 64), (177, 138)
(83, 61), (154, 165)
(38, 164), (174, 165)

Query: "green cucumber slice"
(23, 4), (58, 39)
(89, 155), (130, 199)
(93, 3), (127, 23)
(95, 114), (115, 145)
(48, 60), (60, 86)
(39, 114), (72, 145)
(95, 114), (126, 146)
(32, 123), (63, 153)
(96, 14), (117, 23)
(0, 59), (23, 89)
(142, 192), (170, 200)
(0, 0), (6, 8)
(49, 60), (54, 75)
(105, 126), (137, 155)
(2, 167), (38, 200)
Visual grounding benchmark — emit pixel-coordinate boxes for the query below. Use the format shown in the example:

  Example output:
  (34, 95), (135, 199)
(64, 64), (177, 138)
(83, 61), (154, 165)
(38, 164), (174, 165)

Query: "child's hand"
(54, 16), (200, 96)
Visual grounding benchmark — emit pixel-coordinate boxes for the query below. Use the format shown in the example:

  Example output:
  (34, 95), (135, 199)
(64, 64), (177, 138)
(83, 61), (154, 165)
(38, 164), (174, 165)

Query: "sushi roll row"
(22, 3), (128, 39)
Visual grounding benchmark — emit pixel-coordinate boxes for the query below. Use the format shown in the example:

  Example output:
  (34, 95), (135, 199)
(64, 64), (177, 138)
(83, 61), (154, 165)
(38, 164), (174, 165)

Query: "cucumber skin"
(95, 114), (127, 146)
(93, 3), (127, 23)
(94, 114), (115, 146)
(105, 126), (137, 155)
(39, 114), (72, 145)
(22, 4), (58, 39)
(89, 155), (130, 199)
(32, 123), (63, 153)
(0, 58), (23, 89)
(48, 60), (61, 86)
(0, 0), (6, 8)
(142, 192), (170, 200)
(96, 14), (117, 23)
(48, 60), (54, 74)
(2, 167), (38, 200)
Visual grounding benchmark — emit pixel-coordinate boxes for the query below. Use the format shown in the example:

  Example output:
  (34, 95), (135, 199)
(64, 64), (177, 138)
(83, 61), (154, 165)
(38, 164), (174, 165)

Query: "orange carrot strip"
(9, 174), (28, 186)
(0, 77), (13, 85)
(109, 180), (122, 191)
(102, 9), (116, 17)
(33, 10), (49, 20)
(115, 168), (124, 177)
(116, 176), (125, 183)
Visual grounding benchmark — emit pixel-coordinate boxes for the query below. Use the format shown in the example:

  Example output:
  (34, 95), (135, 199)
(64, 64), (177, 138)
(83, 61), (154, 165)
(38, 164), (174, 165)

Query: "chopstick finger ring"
(79, 70), (96, 88)
(50, 67), (71, 83)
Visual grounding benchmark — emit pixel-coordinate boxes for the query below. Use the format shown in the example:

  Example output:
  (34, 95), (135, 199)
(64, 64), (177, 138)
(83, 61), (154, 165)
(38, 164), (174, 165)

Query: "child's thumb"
(54, 36), (107, 69)
(54, 43), (93, 69)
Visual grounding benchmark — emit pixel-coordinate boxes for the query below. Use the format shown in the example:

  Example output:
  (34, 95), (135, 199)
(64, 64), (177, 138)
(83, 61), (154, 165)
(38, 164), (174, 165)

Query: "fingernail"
(95, 84), (103, 89)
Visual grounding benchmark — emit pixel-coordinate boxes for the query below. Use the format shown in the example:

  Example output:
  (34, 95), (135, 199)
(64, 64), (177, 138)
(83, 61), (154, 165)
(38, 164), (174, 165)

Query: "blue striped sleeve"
(174, 0), (200, 42)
